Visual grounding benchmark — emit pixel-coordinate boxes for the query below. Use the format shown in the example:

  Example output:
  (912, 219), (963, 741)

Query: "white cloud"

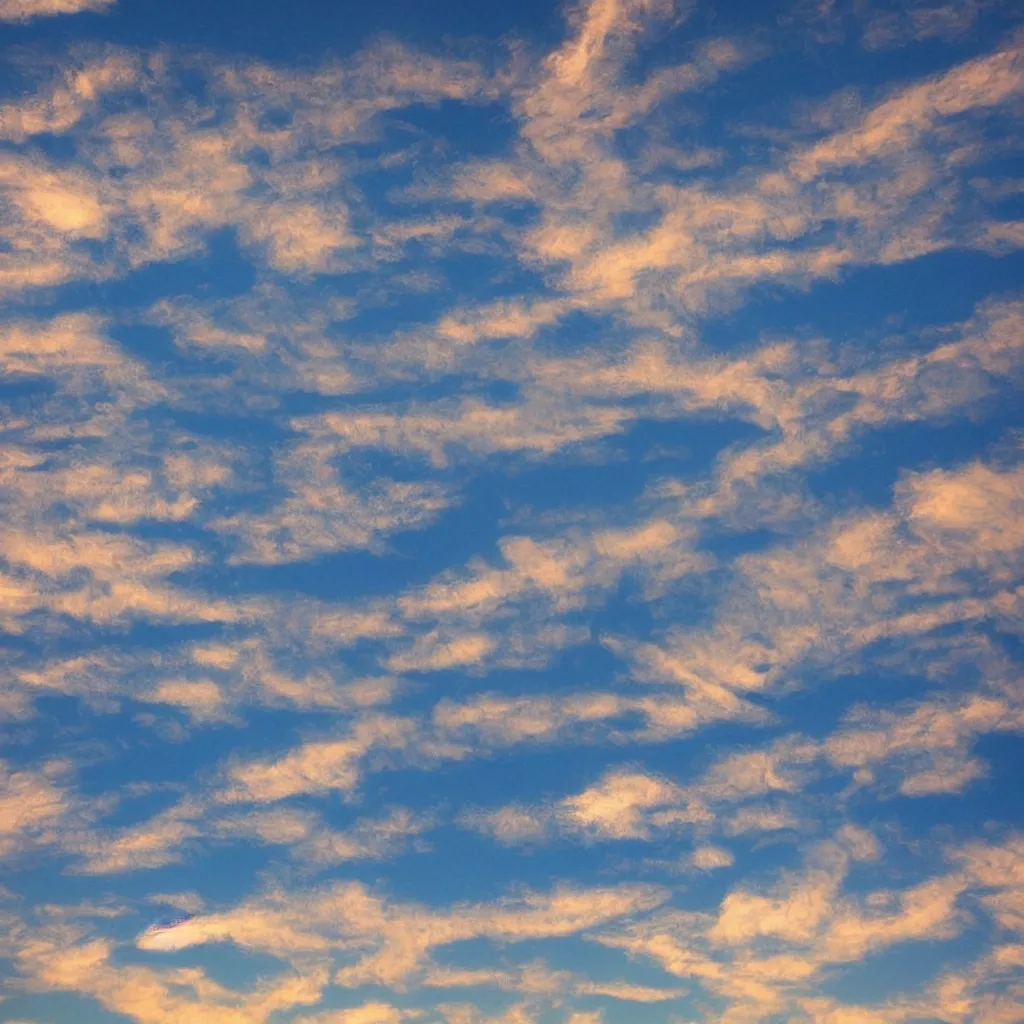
(691, 845), (736, 870)
(0, 0), (116, 22)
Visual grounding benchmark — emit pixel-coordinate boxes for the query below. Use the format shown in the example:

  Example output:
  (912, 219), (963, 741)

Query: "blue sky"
(0, 0), (1023, 1021)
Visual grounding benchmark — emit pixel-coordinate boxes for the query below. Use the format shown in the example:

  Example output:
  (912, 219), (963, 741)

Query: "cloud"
(824, 693), (1023, 796)
(691, 845), (736, 870)
(791, 42), (1024, 179)
(437, 1007), (536, 1024)
(860, 0), (990, 51)
(218, 679), (766, 812)
(314, 509), (719, 680)
(118, 876), (667, 992)
(211, 453), (452, 565)
(433, 691), (631, 747)
(949, 834), (1024, 937)
(460, 746), (809, 849)
(708, 867), (842, 946)
(0, 0), (1020, 323)
(65, 795), (432, 881)
(537, 297), (1024, 523)
(1, 635), (400, 728)
(396, 517), (709, 628)
(900, 460), (1024, 555)
(0, 761), (76, 861)
(217, 805), (432, 865)
(0, 52), (138, 140)
(604, 451), (1024, 742)
(510, 20), (1023, 314)
(560, 768), (689, 839)
(216, 714), (419, 804)
(885, 940), (1024, 1022)
(385, 631), (500, 673)
(0, 313), (255, 641)
(141, 679), (233, 723)
(70, 798), (205, 874)
(0, 0), (115, 22)
(10, 920), (329, 1024)
(425, 958), (684, 1004)
(300, 395), (634, 468)
(0, 38), (503, 301)
(723, 803), (803, 836)
(458, 804), (551, 845)
(292, 1006), (421, 1024)
(819, 874), (968, 961)
(458, 682), (1019, 852)
(0, 313), (153, 394)
(0, 523), (245, 627)
(241, 201), (359, 273)
(591, 830), (983, 1021)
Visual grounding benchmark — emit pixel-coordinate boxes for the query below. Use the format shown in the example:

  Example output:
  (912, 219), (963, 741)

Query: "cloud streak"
(0, 0), (115, 22)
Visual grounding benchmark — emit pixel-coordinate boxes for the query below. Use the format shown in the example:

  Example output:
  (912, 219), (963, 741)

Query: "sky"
(0, 0), (1022, 1021)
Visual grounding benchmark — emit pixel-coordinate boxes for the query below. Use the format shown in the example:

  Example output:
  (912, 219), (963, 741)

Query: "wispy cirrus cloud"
(590, 829), (1024, 1022)
(0, 0), (116, 23)
(4, 920), (330, 1023)
(120, 876), (667, 989)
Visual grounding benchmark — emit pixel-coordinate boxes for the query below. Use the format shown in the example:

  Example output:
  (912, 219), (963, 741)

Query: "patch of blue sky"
(699, 251), (1024, 358)
(0, 992), (120, 1024)
(805, 413), (1024, 509)
(0, 0), (568, 63)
